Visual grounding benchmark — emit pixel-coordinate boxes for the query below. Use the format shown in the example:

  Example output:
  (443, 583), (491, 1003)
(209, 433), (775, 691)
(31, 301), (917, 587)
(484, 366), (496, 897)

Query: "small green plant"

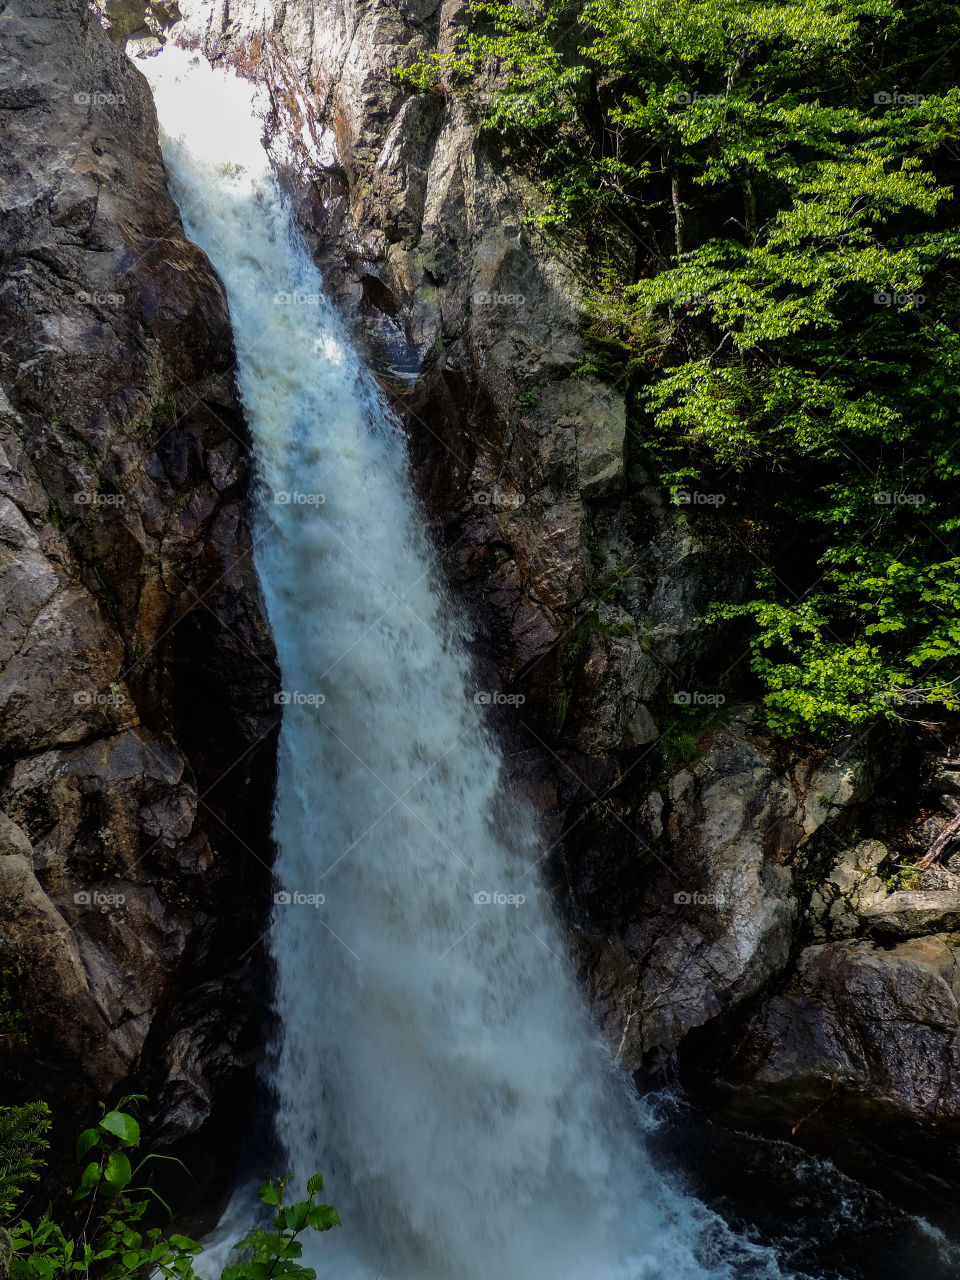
(5, 1099), (339, 1280)
(0, 963), (25, 1039)
(394, 50), (462, 95)
(0, 1104), (51, 1220)
(591, 561), (630, 605)
(223, 1173), (340, 1280)
(152, 397), (177, 431)
(658, 722), (699, 775)
(604, 620), (635, 637)
(879, 857), (923, 893)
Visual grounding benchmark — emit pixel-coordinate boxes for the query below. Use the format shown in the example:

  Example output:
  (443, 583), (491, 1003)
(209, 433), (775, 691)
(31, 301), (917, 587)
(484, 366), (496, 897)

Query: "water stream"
(139, 42), (796, 1280)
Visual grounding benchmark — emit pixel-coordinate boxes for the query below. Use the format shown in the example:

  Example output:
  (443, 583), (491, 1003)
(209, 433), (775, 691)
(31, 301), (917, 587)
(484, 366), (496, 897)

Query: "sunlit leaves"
(399, 0), (960, 736)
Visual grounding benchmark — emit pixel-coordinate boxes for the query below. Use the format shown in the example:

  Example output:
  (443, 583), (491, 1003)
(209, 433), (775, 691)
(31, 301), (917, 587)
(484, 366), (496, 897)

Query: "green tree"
(404, 0), (960, 735)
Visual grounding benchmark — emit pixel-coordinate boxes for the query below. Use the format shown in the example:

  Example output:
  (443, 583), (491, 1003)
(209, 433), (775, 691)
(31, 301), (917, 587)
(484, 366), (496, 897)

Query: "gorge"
(3, 1), (960, 1277)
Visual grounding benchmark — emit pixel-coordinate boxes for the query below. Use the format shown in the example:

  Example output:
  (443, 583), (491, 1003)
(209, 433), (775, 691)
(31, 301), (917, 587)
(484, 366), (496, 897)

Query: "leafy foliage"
(0, 1105), (51, 1219)
(2, 1099), (338, 1279)
(404, 0), (960, 736)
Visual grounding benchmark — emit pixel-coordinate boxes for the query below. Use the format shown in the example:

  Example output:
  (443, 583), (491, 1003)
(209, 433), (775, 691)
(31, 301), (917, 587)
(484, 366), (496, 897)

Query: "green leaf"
(99, 1110), (140, 1148)
(75, 1128), (100, 1162)
(307, 1204), (341, 1232)
(306, 1173), (324, 1196)
(102, 1150), (132, 1195)
(279, 1200), (311, 1232)
(168, 1233), (200, 1251)
(222, 1264), (274, 1280)
(72, 1160), (101, 1202)
(259, 1179), (283, 1206)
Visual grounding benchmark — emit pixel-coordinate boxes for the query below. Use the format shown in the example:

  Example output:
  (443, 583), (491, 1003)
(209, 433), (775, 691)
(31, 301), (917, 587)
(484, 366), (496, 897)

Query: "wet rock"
(0, 0), (276, 1162)
(582, 723), (799, 1070)
(735, 936), (960, 1124)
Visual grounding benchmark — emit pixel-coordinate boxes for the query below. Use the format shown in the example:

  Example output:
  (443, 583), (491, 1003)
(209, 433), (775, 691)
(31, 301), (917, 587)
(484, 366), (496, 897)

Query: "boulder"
(737, 936), (960, 1124)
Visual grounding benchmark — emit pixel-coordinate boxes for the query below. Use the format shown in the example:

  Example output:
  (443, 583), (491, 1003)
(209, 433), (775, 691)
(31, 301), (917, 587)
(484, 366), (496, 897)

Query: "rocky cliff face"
(125, 0), (960, 1159)
(0, 0), (277, 1175)
(12, 0), (960, 1197)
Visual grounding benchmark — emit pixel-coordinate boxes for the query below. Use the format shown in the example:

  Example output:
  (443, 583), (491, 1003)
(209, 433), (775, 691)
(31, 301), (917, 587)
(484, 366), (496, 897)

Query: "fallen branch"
(792, 1072), (839, 1136)
(918, 811), (960, 869)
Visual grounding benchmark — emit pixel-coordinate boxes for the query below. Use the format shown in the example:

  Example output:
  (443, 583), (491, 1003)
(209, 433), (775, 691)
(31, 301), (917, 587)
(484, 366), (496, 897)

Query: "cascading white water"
(139, 44), (792, 1280)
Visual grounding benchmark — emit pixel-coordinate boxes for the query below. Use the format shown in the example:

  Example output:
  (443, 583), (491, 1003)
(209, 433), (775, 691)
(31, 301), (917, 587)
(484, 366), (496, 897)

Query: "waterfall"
(139, 44), (791, 1280)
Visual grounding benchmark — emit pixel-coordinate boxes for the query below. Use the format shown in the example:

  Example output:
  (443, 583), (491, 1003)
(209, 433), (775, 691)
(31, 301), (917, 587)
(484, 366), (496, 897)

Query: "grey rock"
(861, 890), (960, 937)
(739, 936), (960, 1123)
(584, 725), (799, 1069)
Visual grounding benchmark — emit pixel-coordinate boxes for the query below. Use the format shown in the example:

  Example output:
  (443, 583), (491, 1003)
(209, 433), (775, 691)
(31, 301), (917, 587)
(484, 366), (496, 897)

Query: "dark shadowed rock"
(733, 936), (960, 1124)
(0, 0), (276, 1165)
